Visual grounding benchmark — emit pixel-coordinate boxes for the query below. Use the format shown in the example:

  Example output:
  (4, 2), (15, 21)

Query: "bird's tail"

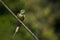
(12, 26), (20, 39)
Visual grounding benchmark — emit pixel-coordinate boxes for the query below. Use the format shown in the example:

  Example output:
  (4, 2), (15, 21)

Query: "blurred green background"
(0, 0), (60, 40)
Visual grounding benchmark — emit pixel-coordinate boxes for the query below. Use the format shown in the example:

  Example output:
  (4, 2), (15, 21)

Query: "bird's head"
(20, 9), (25, 15)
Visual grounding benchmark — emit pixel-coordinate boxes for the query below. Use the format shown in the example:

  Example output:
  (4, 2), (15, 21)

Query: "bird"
(12, 9), (25, 39)
(17, 9), (25, 21)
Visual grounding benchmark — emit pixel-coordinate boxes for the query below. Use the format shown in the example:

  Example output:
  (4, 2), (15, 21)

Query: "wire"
(0, 0), (39, 40)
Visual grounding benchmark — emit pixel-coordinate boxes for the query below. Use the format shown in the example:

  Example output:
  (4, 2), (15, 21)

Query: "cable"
(0, 0), (39, 40)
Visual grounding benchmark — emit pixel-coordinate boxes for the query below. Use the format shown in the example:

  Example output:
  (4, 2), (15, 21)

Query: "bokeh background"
(0, 0), (60, 40)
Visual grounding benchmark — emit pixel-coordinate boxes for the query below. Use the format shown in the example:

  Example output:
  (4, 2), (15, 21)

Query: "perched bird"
(12, 9), (25, 39)
(17, 9), (25, 21)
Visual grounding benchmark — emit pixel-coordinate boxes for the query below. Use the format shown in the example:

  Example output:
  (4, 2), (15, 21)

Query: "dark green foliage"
(0, 0), (60, 40)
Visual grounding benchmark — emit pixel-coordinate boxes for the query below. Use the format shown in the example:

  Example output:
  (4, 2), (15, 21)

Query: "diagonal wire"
(0, 0), (39, 40)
